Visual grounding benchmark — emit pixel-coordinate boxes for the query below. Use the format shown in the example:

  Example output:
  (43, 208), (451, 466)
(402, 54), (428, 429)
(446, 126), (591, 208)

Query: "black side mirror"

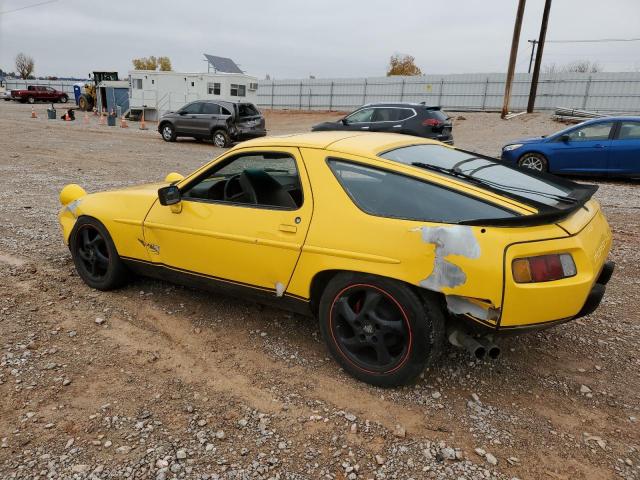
(341, 118), (348, 125)
(158, 185), (181, 206)
(178, 111), (186, 115)
(560, 134), (571, 142)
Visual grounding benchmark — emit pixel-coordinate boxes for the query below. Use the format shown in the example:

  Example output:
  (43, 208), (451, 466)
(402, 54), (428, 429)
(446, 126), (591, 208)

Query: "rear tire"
(26, 96), (35, 104)
(318, 273), (445, 387)
(161, 123), (176, 142)
(212, 129), (230, 148)
(518, 152), (548, 173)
(70, 217), (129, 291)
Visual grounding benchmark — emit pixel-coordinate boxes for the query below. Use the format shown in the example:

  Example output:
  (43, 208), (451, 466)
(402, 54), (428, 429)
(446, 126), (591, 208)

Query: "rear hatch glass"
(380, 144), (597, 225)
(238, 103), (260, 118)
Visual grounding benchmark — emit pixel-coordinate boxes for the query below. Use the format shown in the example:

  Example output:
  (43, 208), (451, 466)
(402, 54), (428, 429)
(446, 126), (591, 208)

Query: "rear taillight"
(512, 253), (576, 283)
(422, 118), (442, 127)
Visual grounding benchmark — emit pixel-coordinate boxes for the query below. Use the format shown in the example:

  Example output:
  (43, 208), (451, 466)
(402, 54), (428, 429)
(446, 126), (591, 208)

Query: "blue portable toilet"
(73, 83), (84, 105)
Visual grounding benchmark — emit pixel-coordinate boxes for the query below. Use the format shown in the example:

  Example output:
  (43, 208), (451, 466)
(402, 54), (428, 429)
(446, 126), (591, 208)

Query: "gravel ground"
(0, 102), (639, 480)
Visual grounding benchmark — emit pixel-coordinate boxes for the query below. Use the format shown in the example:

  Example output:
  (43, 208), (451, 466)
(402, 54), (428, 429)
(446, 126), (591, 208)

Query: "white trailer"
(128, 70), (259, 121)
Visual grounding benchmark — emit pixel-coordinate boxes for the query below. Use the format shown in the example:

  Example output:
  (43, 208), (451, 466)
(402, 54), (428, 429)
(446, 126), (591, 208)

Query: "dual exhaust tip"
(448, 329), (501, 360)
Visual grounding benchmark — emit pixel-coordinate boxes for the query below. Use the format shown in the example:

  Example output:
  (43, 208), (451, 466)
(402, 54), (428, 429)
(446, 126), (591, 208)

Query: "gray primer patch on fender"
(65, 199), (81, 218)
(413, 225), (480, 291)
(275, 282), (285, 297)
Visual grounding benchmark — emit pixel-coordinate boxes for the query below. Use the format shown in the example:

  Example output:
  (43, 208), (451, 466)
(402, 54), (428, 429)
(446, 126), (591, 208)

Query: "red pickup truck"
(9, 85), (68, 104)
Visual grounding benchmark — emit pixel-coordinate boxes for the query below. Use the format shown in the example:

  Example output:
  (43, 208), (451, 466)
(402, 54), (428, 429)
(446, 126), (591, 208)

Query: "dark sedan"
(501, 116), (640, 177)
(312, 102), (453, 144)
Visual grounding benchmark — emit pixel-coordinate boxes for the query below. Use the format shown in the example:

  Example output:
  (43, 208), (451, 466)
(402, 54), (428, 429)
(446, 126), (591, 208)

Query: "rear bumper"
(573, 260), (614, 319)
(486, 260), (614, 335)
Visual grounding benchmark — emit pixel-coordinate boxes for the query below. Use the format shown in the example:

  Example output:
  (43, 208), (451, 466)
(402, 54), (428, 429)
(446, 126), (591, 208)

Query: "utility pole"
(527, 0), (552, 113)
(501, 0), (527, 119)
(527, 40), (537, 73)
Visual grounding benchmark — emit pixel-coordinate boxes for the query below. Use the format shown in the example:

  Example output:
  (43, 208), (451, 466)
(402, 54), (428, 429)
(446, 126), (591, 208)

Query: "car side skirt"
(121, 257), (313, 316)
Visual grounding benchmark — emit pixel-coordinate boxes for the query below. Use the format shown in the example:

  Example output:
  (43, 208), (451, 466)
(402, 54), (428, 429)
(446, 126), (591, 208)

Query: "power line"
(545, 37), (640, 44)
(0, 0), (59, 15)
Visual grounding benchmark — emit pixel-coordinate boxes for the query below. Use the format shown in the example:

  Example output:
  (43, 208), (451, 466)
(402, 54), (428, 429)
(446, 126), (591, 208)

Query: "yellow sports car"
(58, 132), (614, 386)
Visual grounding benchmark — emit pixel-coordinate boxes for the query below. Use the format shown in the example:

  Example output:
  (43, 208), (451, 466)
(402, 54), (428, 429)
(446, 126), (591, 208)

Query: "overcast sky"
(1, 0), (639, 79)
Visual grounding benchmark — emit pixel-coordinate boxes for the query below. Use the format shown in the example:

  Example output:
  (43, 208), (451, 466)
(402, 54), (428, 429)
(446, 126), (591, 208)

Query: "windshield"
(380, 145), (573, 208)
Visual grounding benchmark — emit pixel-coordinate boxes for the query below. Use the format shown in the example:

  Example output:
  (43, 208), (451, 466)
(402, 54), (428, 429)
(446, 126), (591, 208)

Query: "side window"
(182, 153), (303, 209)
(617, 121), (640, 140)
(328, 160), (516, 223)
(396, 108), (415, 121)
(220, 106), (231, 115)
(346, 108), (374, 123)
(230, 84), (240, 96)
(202, 103), (221, 114)
(181, 102), (202, 114)
(566, 122), (613, 142)
(207, 82), (221, 95)
(238, 85), (246, 97)
(132, 78), (142, 89)
(372, 108), (398, 122)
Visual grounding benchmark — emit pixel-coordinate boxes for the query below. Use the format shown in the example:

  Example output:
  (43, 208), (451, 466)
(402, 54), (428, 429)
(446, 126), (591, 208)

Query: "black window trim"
(326, 156), (518, 225)
(179, 150), (305, 212)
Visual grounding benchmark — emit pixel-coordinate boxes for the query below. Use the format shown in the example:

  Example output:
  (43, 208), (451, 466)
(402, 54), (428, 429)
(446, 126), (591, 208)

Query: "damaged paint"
(445, 295), (500, 321)
(275, 281), (285, 297)
(65, 199), (81, 218)
(413, 225), (480, 291)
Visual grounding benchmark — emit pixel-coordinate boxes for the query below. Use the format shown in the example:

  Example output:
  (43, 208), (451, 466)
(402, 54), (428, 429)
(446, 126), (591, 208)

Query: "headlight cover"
(502, 143), (523, 152)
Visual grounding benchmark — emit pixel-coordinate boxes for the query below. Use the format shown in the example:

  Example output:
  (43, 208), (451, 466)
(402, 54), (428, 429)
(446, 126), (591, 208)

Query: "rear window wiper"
(411, 162), (578, 205)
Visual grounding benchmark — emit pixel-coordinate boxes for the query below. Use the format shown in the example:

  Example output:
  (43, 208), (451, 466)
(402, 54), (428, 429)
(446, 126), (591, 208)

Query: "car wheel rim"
(214, 134), (225, 147)
(330, 285), (411, 374)
(76, 226), (110, 281)
(163, 126), (173, 140)
(520, 156), (543, 171)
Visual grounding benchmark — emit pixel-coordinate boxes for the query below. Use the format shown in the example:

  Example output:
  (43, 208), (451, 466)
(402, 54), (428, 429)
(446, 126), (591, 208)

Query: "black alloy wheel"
(330, 285), (410, 373)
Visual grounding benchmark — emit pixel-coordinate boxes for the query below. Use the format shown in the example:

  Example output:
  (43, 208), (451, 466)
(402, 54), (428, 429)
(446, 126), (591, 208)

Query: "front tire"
(59, 95), (68, 103)
(318, 273), (445, 387)
(212, 129), (230, 148)
(70, 217), (129, 291)
(518, 152), (548, 173)
(26, 96), (35, 104)
(161, 123), (176, 142)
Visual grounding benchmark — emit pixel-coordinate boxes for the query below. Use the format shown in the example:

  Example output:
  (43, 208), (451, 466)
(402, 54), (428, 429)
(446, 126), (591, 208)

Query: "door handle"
(361, 126), (369, 130)
(594, 144), (605, 148)
(279, 224), (297, 233)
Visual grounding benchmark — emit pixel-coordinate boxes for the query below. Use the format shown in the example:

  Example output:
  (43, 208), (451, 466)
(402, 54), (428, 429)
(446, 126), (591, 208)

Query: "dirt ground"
(0, 101), (639, 480)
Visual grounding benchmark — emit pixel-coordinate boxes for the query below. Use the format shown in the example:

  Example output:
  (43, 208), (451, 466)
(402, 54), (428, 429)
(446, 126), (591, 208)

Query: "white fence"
(4, 79), (84, 96)
(257, 72), (640, 113)
(7, 72), (640, 114)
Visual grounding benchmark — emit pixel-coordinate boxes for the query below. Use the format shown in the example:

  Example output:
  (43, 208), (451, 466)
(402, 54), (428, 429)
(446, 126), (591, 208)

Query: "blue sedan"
(501, 116), (640, 176)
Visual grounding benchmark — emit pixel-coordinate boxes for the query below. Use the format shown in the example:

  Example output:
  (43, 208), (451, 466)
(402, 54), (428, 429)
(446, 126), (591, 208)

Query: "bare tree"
(15, 53), (35, 79)
(543, 60), (602, 74)
(387, 54), (422, 76)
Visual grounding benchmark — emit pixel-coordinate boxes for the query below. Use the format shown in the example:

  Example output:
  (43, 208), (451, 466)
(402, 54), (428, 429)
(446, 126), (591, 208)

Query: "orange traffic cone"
(98, 110), (106, 126)
(83, 112), (90, 125)
(31, 106), (37, 118)
(64, 112), (71, 122)
(120, 115), (128, 128)
(139, 110), (147, 130)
